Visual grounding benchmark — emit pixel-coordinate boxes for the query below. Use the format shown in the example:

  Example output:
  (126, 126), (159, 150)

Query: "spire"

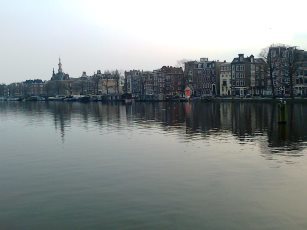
(58, 57), (63, 73)
(52, 68), (55, 76)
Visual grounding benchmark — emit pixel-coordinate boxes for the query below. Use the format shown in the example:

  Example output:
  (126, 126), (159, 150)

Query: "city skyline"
(1, 0), (307, 83)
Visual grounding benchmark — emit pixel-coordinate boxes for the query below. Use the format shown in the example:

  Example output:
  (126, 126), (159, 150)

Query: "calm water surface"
(0, 102), (307, 229)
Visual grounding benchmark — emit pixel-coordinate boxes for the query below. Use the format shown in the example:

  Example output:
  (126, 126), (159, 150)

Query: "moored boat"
(78, 96), (91, 102)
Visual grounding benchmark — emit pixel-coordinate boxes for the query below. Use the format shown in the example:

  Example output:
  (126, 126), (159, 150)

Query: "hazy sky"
(1, 0), (306, 83)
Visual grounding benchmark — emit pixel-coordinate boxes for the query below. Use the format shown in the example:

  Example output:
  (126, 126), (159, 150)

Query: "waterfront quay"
(1, 95), (307, 103)
(1, 45), (307, 101)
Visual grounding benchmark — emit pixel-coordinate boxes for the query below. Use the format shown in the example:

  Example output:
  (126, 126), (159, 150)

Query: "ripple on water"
(0, 102), (307, 229)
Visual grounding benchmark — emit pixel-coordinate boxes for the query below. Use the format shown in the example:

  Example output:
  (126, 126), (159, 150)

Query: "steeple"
(58, 57), (63, 73)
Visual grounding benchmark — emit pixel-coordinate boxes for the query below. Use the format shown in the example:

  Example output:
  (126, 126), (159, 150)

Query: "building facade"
(153, 66), (184, 100)
(184, 58), (222, 97)
(142, 71), (154, 99)
(124, 70), (143, 98)
(219, 62), (231, 96)
(231, 54), (266, 97)
(294, 50), (307, 96)
(267, 46), (307, 97)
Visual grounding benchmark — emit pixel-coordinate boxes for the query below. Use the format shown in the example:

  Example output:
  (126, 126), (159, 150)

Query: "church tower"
(58, 58), (63, 73)
(51, 58), (69, 81)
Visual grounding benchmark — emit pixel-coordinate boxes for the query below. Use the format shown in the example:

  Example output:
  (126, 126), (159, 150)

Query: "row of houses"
(124, 66), (185, 100)
(0, 74), (123, 99)
(125, 46), (307, 98)
(0, 59), (124, 99)
(124, 55), (268, 99)
(1, 45), (307, 99)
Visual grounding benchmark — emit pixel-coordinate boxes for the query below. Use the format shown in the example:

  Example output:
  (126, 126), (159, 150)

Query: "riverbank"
(1, 96), (307, 103)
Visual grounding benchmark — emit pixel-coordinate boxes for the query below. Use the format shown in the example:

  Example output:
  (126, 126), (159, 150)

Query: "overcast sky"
(1, 0), (306, 83)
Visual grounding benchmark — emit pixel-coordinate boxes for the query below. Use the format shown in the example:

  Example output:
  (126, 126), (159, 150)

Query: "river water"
(0, 101), (307, 229)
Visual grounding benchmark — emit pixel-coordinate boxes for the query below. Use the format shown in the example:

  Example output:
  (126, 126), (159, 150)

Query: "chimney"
(238, 54), (244, 62)
(250, 55), (254, 63)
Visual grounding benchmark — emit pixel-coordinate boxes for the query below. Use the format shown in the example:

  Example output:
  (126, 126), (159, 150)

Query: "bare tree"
(45, 82), (51, 96)
(0, 84), (6, 97)
(260, 44), (304, 99)
(112, 70), (121, 94)
(8, 83), (19, 97)
(91, 74), (101, 95)
(82, 79), (88, 95)
(103, 71), (111, 95)
(176, 59), (191, 69)
(287, 47), (304, 99)
(260, 45), (278, 98)
(22, 83), (30, 97)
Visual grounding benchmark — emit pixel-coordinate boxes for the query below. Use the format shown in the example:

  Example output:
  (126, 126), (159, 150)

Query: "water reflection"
(127, 102), (307, 154)
(1, 101), (307, 155)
